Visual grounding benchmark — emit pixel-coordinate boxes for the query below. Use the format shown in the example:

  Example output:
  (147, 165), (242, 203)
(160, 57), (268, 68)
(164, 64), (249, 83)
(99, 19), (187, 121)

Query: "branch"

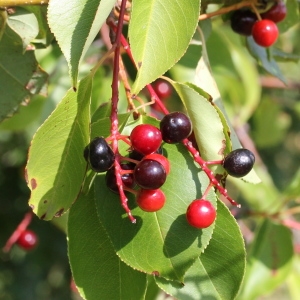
(0, 0), (48, 6)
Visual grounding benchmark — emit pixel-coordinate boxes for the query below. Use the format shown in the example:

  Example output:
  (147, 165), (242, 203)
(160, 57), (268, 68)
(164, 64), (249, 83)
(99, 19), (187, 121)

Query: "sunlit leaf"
(0, 26), (47, 122)
(48, 0), (115, 86)
(156, 200), (246, 300)
(68, 185), (147, 300)
(26, 74), (92, 220)
(129, 0), (201, 94)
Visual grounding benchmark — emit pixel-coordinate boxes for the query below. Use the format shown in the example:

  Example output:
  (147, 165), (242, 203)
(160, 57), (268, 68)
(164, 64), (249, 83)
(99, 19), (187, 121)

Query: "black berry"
(134, 159), (166, 189)
(160, 112), (192, 143)
(223, 149), (255, 177)
(84, 137), (115, 173)
(230, 9), (258, 36)
(105, 164), (135, 193)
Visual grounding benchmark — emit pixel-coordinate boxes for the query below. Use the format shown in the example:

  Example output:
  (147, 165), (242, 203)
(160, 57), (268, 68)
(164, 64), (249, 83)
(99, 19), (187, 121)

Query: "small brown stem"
(250, 3), (262, 20)
(199, 1), (253, 20)
(119, 57), (139, 113)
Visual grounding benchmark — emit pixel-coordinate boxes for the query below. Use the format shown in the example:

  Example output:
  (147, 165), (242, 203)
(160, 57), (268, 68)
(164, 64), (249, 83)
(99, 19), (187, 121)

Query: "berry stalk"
(2, 211), (33, 253)
(109, 0), (136, 223)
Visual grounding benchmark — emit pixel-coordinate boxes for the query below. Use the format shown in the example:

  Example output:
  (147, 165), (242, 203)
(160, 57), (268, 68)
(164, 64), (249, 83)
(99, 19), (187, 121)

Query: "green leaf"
(155, 200), (246, 300)
(7, 7), (39, 50)
(25, 74), (92, 220)
(239, 219), (294, 300)
(284, 167), (300, 198)
(95, 116), (217, 282)
(278, 0), (300, 33)
(68, 184), (147, 300)
(25, 6), (54, 48)
(194, 58), (261, 184)
(0, 25), (48, 122)
(129, 0), (201, 94)
(0, 9), (7, 41)
(246, 36), (286, 83)
(47, 0), (115, 86)
(168, 81), (225, 163)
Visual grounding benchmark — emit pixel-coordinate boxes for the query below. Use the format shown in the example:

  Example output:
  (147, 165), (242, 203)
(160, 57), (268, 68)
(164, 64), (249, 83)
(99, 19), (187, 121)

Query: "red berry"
(261, 1), (287, 23)
(153, 80), (172, 99)
(143, 153), (170, 174)
(130, 124), (162, 155)
(136, 189), (166, 212)
(16, 229), (38, 250)
(186, 199), (216, 229)
(252, 19), (279, 47)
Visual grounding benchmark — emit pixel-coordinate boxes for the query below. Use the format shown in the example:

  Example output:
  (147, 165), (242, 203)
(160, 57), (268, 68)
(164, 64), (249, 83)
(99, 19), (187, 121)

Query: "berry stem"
(109, 0), (136, 223)
(198, 1), (253, 20)
(2, 211), (33, 253)
(182, 139), (240, 207)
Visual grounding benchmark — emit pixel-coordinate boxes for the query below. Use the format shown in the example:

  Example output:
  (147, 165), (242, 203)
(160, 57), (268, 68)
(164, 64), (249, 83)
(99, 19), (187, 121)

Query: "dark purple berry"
(134, 159), (166, 189)
(223, 149), (255, 177)
(160, 112), (192, 143)
(105, 164), (135, 193)
(84, 137), (115, 173)
(230, 9), (258, 36)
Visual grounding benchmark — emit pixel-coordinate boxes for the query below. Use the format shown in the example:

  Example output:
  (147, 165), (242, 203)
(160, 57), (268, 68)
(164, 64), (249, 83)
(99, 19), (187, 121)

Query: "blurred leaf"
(0, 9), (7, 41)
(251, 96), (291, 148)
(273, 47), (300, 62)
(0, 26), (48, 122)
(246, 36), (286, 83)
(68, 184), (147, 300)
(0, 95), (45, 131)
(286, 256), (300, 300)
(129, 0), (201, 94)
(95, 116), (217, 282)
(47, 0), (115, 86)
(25, 6), (54, 48)
(26, 74), (92, 220)
(239, 219), (294, 300)
(284, 167), (300, 198)
(278, 0), (300, 33)
(7, 7), (39, 50)
(156, 200), (246, 300)
(229, 167), (281, 214)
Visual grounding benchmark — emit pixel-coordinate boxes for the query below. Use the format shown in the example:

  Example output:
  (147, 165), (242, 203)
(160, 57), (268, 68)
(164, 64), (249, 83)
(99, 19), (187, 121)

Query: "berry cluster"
(84, 112), (255, 229)
(230, 1), (286, 47)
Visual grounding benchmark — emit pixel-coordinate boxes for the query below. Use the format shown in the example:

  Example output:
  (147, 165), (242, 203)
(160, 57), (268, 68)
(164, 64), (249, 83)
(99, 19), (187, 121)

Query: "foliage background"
(1, 2), (300, 299)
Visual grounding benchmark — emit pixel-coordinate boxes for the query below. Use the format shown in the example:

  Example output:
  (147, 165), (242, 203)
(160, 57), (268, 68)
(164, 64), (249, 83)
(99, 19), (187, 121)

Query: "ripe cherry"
(153, 80), (172, 99)
(223, 148), (255, 178)
(130, 124), (162, 155)
(143, 153), (170, 174)
(136, 188), (166, 212)
(160, 112), (192, 143)
(84, 137), (115, 173)
(230, 9), (258, 36)
(252, 19), (279, 47)
(186, 199), (216, 229)
(261, 1), (287, 23)
(134, 159), (166, 189)
(105, 164), (135, 193)
(16, 229), (38, 250)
